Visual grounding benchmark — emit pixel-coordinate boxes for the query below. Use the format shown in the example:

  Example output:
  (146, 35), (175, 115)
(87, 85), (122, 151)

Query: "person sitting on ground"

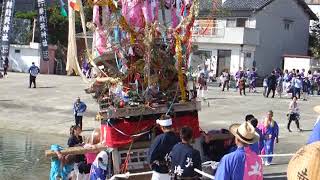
(147, 115), (180, 180)
(49, 144), (76, 180)
(214, 122), (263, 180)
(169, 127), (202, 180)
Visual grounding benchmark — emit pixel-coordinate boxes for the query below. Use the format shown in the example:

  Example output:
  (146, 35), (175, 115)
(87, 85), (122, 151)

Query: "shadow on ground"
(37, 86), (57, 89)
(264, 172), (287, 180)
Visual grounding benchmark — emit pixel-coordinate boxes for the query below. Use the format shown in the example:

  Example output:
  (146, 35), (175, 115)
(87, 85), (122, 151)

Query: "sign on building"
(37, 0), (49, 61)
(1, 0), (15, 61)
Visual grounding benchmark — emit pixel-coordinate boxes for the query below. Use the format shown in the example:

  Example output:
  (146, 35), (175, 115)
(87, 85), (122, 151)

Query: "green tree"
(309, 21), (320, 59)
(14, 3), (93, 47)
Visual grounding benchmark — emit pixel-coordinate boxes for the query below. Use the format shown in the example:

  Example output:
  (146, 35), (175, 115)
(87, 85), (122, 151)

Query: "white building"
(192, 0), (318, 77)
(7, 43), (41, 73)
(306, 0), (320, 17)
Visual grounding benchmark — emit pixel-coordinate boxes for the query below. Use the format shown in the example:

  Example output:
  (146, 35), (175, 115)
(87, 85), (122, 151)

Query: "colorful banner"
(37, 0), (49, 61)
(1, 0), (15, 60)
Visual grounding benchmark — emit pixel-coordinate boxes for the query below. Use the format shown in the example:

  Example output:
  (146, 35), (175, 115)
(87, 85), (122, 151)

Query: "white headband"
(156, 118), (172, 127)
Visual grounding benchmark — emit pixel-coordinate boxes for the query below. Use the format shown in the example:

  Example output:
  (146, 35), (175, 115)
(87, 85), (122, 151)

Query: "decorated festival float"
(83, 0), (203, 175)
(47, 0), (235, 179)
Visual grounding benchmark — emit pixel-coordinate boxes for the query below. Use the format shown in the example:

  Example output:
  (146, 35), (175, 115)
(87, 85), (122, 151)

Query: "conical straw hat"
(313, 105), (320, 114)
(287, 142), (320, 180)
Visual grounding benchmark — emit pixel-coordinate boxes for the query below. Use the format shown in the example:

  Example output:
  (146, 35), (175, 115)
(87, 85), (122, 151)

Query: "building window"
(236, 18), (247, 27)
(246, 52), (252, 58)
(15, 49), (21, 53)
(226, 18), (248, 27)
(284, 19), (293, 30)
(226, 19), (236, 27)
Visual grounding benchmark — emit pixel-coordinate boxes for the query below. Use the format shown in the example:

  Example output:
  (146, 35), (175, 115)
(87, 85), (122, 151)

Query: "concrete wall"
(8, 44), (41, 73)
(6, 43), (57, 74)
(254, 0), (310, 76)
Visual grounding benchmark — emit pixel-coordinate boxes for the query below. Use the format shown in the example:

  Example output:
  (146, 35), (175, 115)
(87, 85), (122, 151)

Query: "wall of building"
(192, 43), (256, 75)
(7, 43), (56, 74)
(8, 44), (41, 72)
(254, 0), (310, 76)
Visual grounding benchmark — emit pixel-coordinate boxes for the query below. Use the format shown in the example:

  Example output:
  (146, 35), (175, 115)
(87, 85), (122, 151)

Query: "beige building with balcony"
(191, 0), (318, 77)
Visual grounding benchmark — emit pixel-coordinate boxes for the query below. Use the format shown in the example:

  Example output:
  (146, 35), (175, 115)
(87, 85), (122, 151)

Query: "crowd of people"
(47, 98), (320, 180)
(148, 111), (281, 180)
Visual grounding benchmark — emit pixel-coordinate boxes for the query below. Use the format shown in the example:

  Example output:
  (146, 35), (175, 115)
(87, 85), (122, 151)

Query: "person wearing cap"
(169, 127), (202, 180)
(260, 110), (279, 166)
(73, 97), (87, 130)
(245, 114), (263, 154)
(214, 122), (263, 180)
(28, 62), (40, 88)
(148, 115), (180, 180)
(307, 106), (320, 144)
(89, 151), (110, 180)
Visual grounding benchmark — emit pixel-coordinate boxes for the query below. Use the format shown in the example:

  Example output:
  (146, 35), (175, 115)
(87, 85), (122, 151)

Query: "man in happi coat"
(169, 127), (202, 180)
(214, 122), (263, 180)
(148, 115), (180, 180)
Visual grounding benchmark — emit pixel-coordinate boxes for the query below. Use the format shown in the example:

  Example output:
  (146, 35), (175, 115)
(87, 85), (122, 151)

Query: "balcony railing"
(192, 26), (260, 46)
(192, 26), (225, 37)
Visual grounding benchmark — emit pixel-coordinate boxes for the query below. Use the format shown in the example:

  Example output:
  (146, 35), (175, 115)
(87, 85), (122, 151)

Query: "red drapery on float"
(101, 112), (201, 148)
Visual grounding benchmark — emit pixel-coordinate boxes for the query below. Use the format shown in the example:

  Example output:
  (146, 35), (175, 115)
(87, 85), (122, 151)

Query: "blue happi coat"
(73, 101), (87, 116)
(214, 147), (263, 180)
(169, 143), (202, 178)
(147, 131), (180, 173)
(249, 128), (263, 154)
(307, 118), (320, 144)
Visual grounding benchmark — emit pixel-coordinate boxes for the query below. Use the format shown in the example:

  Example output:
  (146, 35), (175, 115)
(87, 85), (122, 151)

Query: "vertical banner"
(37, 0), (49, 61)
(1, 0), (15, 60)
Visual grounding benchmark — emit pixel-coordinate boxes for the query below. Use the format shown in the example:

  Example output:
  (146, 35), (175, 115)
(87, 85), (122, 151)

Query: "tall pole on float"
(0, 0), (6, 67)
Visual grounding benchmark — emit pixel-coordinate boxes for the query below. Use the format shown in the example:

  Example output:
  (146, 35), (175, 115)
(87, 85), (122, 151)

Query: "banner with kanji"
(1, 0), (15, 60)
(37, 0), (49, 61)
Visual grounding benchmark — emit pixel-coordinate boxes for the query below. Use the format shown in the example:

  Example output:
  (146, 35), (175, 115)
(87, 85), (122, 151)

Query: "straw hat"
(229, 122), (260, 145)
(313, 105), (320, 114)
(287, 142), (320, 180)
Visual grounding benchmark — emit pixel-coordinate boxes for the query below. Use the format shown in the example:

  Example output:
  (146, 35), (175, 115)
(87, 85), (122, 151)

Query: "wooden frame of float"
(100, 100), (201, 119)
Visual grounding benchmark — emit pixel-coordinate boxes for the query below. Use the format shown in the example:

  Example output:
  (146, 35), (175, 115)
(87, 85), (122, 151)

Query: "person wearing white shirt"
(287, 96), (302, 132)
(292, 74), (303, 99)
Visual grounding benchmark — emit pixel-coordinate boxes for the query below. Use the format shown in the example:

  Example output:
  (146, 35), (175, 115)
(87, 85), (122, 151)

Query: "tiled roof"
(198, 0), (318, 20)
(222, 0), (273, 10)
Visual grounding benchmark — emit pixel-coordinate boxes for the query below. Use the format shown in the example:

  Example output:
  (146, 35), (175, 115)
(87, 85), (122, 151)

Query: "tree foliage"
(309, 21), (320, 59)
(14, 3), (93, 47)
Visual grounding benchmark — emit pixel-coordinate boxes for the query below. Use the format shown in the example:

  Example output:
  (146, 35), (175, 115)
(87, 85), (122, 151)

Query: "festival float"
(64, 0), (203, 175)
(46, 0), (234, 178)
